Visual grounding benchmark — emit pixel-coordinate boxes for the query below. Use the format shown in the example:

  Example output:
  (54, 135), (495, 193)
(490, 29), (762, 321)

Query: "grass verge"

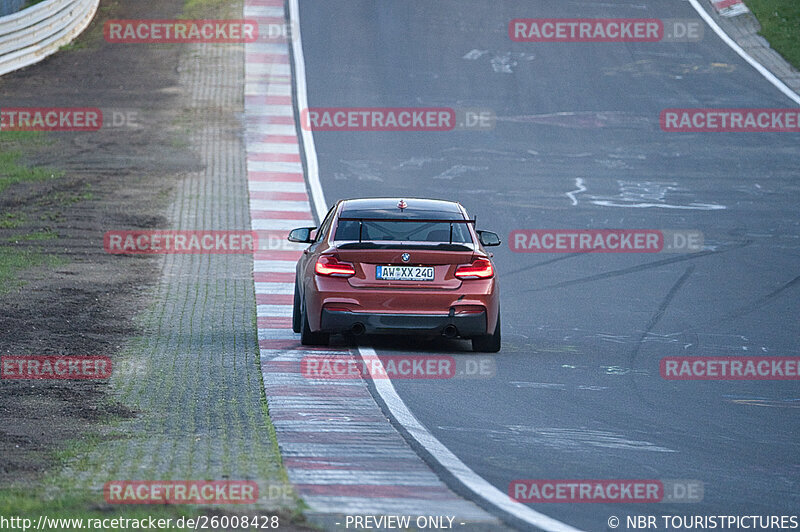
(746, 0), (800, 69)
(0, 132), (62, 193)
(0, 131), (67, 291)
(0, 247), (64, 293)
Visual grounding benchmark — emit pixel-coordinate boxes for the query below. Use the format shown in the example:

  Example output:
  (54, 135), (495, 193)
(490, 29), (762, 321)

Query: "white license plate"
(376, 265), (434, 281)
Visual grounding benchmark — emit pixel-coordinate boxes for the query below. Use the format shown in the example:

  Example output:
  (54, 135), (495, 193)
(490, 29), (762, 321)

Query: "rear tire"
(472, 314), (501, 353)
(292, 282), (302, 333)
(300, 299), (329, 346)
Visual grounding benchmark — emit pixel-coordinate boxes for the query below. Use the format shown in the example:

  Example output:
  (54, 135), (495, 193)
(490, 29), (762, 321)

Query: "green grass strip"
(746, 0), (800, 70)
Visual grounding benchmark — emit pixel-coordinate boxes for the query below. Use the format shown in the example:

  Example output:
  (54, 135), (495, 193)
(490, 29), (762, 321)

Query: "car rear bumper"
(320, 309), (487, 338)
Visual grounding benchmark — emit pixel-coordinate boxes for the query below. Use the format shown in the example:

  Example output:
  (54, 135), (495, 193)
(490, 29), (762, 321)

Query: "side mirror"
(288, 227), (315, 243)
(477, 230), (501, 247)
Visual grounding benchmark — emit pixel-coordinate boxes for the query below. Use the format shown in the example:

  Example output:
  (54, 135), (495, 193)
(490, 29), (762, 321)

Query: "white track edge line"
(357, 348), (584, 532)
(288, 0), (327, 222)
(687, 0), (800, 106)
(288, 1), (584, 529)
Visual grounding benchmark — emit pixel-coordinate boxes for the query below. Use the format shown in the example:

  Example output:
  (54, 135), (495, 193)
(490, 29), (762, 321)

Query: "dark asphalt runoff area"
(297, 1), (799, 529)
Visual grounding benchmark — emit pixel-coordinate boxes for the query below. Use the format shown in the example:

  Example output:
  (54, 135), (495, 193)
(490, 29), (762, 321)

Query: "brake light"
(454, 258), (494, 279)
(315, 256), (356, 277)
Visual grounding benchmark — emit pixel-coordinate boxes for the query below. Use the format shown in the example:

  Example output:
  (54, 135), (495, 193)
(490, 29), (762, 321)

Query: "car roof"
(338, 198), (466, 220)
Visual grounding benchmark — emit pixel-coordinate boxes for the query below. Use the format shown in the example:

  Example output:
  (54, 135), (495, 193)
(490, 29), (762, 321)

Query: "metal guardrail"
(0, 0), (99, 76)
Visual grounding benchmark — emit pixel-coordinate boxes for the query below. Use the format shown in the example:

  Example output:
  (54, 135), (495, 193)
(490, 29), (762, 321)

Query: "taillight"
(315, 255), (356, 277)
(454, 258), (494, 280)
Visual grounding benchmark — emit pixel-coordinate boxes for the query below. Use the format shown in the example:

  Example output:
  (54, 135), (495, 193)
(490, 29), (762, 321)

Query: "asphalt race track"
(1, 0), (798, 530)
(296, 1), (799, 529)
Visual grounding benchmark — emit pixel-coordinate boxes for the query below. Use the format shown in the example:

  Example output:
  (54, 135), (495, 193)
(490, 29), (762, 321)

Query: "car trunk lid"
(334, 245), (475, 289)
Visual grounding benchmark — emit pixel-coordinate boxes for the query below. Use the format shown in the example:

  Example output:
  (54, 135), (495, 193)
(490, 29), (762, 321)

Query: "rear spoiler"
(336, 217), (476, 245)
(336, 242), (475, 251)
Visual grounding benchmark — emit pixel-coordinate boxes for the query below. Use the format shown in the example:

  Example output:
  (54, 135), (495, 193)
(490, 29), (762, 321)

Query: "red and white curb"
(244, 0), (496, 523)
(709, 0), (749, 17)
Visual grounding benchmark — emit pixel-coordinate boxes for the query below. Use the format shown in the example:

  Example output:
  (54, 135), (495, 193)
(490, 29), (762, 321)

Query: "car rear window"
(334, 220), (472, 243)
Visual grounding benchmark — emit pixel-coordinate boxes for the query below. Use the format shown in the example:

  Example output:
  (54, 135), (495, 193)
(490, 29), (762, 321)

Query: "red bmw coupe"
(288, 198), (501, 352)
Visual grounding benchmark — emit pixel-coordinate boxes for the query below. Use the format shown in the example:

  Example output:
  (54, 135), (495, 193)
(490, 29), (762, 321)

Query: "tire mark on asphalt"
(629, 265), (695, 365)
(675, 273), (800, 335)
(616, 265), (694, 422)
(723, 274), (800, 320)
(523, 240), (751, 292)
(500, 253), (584, 278)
